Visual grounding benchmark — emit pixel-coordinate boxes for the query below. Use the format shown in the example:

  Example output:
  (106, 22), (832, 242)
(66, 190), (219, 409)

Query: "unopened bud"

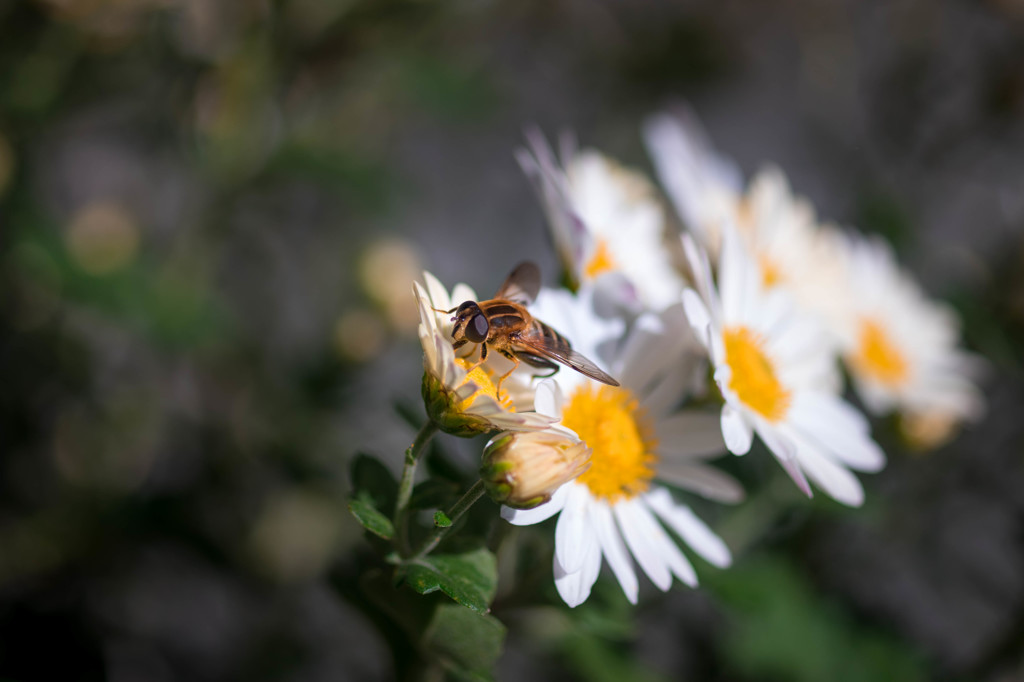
(481, 430), (591, 510)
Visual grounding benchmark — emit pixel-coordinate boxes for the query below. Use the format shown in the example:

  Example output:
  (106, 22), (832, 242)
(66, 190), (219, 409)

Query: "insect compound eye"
(465, 314), (489, 343)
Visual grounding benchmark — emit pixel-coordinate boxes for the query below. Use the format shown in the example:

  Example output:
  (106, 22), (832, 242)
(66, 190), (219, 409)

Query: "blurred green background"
(1, 0), (1024, 680)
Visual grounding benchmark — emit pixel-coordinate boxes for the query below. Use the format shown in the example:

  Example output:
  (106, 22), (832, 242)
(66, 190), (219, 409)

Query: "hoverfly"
(443, 262), (620, 390)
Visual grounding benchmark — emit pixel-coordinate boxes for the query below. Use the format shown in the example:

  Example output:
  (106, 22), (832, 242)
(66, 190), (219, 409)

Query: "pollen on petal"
(455, 357), (515, 412)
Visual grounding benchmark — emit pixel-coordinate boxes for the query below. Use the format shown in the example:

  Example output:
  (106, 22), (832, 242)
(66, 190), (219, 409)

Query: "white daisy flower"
(680, 226), (886, 507)
(734, 169), (847, 315)
(415, 272), (555, 436)
(828, 232), (985, 429)
(517, 131), (684, 312)
(502, 287), (739, 607)
(723, 169), (852, 392)
(643, 107), (743, 257)
(645, 113), (845, 340)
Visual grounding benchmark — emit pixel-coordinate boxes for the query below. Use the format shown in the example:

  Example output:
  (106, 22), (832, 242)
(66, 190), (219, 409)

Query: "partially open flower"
(481, 429), (591, 510)
(518, 131), (684, 313)
(415, 273), (555, 437)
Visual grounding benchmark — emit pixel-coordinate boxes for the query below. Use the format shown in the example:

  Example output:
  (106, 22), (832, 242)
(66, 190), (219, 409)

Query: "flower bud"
(481, 430), (591, 510)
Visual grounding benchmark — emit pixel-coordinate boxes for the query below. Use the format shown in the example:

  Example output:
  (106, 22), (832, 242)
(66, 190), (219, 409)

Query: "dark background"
(1, 0), (1023, 680)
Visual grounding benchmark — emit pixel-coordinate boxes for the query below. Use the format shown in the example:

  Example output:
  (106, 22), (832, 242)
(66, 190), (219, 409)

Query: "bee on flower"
(501, 286), (739, 607)
(414, 271), (556, 436)
(517, 130), (685, 313)
(680, 226), (886, 506)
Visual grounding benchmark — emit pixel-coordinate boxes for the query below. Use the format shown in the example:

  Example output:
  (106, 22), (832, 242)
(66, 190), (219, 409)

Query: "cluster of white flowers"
(413, 107), (984, 608)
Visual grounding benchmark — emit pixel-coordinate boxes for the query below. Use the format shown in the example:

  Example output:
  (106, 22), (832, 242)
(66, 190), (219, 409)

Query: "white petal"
(681, 289), (712, 350)
(615, 498), (697, 590)
(533, 379), (563, 419)
(789, 393), (886, 472)
(490, 412), (557, 431)
(555, 485), (591, 574)
(501, 483), (570, 526)
(790, 433), (866, 507)
(720, 404), (753, 455)
(423, 271), (452, 311)
(681, 234), (718, 311)
(646, 488), (732, 568)
(450, 283), (477, 308)
(717, 222), (755, 323)
(636, 498), (700, 588)
(614, 500), (672, 591)
(554, 522), (602, 608)
(757, 423), (813, 498)
(656, 461), (745, 504)
(591, 501), (638, 604)
(434, 334), (455, 386)
(641, 361), (692, 420)
(617, 314), (671, 391)
(657, 412), (727, 458)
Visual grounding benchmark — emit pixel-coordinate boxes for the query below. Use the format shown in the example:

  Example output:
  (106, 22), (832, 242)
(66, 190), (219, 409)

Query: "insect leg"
(515, 351), (561, 379)
(494, 349), (521, 398)
(429, 305), (459, 315)
(460, 343), (488, 375)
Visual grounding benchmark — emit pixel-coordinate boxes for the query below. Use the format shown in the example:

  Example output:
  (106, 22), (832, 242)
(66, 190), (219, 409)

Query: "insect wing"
(516, 324), (620, 386)
(494, 262), (541, 305)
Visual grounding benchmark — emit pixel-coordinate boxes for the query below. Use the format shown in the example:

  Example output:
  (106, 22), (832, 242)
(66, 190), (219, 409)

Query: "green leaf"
(348, 497), (395, 539)
(423, 604), (506, 682)
(401, 548), (497, 613)
(350, 453), (398, 514)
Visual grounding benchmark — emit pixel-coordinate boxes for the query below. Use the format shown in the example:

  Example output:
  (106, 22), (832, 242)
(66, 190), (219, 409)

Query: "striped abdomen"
(479, 300), (530, 335)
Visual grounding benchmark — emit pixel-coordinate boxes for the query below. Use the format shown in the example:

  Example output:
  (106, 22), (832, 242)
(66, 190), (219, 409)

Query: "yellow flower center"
(455, 357), (514, 411)
(560, 384), (657, 502)
(850, 318), (907, 387)
(722, 325), (791, 422)
(583, 239), (617, 280)
(759, 255), (783, 288)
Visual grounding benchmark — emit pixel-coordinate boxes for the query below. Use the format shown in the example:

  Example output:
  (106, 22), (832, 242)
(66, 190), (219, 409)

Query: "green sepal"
(421, 371), (492, 438)
(399, 548), (498, 614)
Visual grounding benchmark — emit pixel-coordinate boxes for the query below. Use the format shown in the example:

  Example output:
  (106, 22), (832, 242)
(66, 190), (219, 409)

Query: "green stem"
(413, 480), (486, 558)
(394, 422), (438, 555)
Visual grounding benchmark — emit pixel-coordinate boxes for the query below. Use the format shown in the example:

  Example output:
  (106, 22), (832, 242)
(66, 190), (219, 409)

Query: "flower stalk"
(394, 421), (439, 556)
(413, 480), (487, 559)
